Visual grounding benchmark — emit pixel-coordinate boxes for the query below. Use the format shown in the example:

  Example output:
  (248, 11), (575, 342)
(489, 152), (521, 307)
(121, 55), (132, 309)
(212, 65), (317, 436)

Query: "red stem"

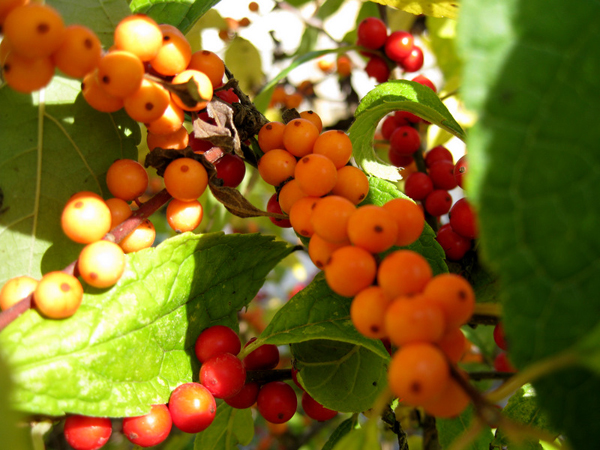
(0, 189), (172, 333)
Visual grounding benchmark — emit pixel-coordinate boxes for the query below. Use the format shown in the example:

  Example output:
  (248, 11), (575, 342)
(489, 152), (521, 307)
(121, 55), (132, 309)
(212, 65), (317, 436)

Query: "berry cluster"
(357, 17), (426, 83)
(493, 322), (516, 373)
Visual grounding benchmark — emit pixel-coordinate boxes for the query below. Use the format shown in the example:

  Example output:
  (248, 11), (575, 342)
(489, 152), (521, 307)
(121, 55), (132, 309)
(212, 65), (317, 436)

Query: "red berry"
(424, 189), (452, 216)
(384, 31), (414, 62)
(122, 404), (172, 448)
(435, 223), (472, 261)
(357, 17), (387, 50)
(428, 160), (458, 190)
(365, 55), (390, 83)
(389, 151), (414, 168)
(215, 153), (246, 187)
(494, 352), (517, 373)
(291, 366), (304, 391)
(404, 172), (433, 201)
(494, 323), (508, 351)
(399, 45), (424, 72)
(243, 337), (280, 370)
(195, 325), (241, 363)
(389, 125), (420, 156)
(381, 115), (398, 141)
(200, 352), (247, 399)
(425, 145), (453, 167)
(224, 382), (260, 409)
(64, 415), (112, 450)
(394, 110), (420, 124)
(267, 193), (291, 228)
(257, 381), (297, 424)
(215, 88), (239, 103)
(454, 154), (468, 189)
(301, 392), (337, 421)
(189, 133), (213, 152)
(412, 74), (436, 92)
(168, 382), (216, 433)
(449, 198), (478, 239)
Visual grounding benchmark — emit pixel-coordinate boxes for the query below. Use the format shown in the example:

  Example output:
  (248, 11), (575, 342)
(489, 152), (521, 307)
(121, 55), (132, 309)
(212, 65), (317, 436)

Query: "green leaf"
(260, 273), (389, 360)
(0, 77), (140, 286)
(349, 81), (465, 181)
(0, 355), (32, 450)
(492, 386), (556, 450)
(427, 17), (462, 95)
(292, 338), (388, 413)
(316, 0), (346, 20)
(370, 0), (459, 20)
(225, 37), (264, 94)
(194, 403), (254, 450)
(437, 405), (493, 450)
(253, 47), (352, 113)
(322, 417), (357, 450)
(458, 0), (600, 447)
(130, 0), (222, 34)
(48, 0), (130, 48)
(362, 177), (448, 276)
(294, 27), (319, 57)
(331, 420), (380, 450)
(0, 232), (294, 417)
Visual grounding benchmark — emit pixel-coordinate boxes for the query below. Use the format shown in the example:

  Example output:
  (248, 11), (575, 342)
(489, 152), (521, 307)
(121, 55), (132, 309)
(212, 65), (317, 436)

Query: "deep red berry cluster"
(357, 17), (426, 82)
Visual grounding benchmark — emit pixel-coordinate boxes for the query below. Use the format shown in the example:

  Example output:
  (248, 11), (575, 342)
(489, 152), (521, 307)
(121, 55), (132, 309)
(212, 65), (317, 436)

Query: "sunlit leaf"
(130, 0), (222, 34)
(371, 0), (458, 20)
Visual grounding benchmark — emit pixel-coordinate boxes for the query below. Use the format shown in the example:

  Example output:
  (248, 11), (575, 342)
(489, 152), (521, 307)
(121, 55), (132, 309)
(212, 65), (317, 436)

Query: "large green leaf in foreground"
(0, 233), (294, 418)
(0, 77), (140, 286)
(349, 80), (465, 181)
(458, 0), (600, 448)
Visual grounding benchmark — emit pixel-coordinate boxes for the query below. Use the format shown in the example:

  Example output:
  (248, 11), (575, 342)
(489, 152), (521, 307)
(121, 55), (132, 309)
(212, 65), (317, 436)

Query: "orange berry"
(347, 205), (398, 253)
(114, 14), (162, 61)
(382, 198), (425, 247)
(284, 92), (303, 109)
(422, 373), (470, 418)
(317, 58), (334, 74)
(283, 118), (319, 157)
(423, 274), (475, 329)
(2, 52), (54, 93)
(313, 130), (353, 169)
(124, 79), (170, 123)
(81, 70), (124, 113)
(171, 69), (213, 111)
(331, 166), (370, 205)
(437, 327), (466, 363)
(336, 54), (352, 78)
(150, 24), (192, 76)
(278, 179), (307, 215)
(377, 250), (432, 299)
(0, 0), (28, 28)
(147, 126), (189, 151)
(52, 25), (102, 79)
(258, 121), (285, 153)
(0, 276), (38, 311)
(105, 198), (132, 229)
(270, 85), (286, 106)
(163, 157), (208, 201)
(78, 241), (126, 289)
(324, 246), (377, 297)
(166, 199), (204, 232)
(384, 296), (446, 346)
(106, 159), (149, 202)
(97, 50), (145, 98)
(258, 149), (296, 187)
(294, 154), (337, 197)
(387, 342), (450, 406)
(307, 233), (346, 270)
(289, 196), (320, 238)
(299, 111), (323, 133)
(145, 99), (185, 135)
(310, 195), (355, 244)
(119, 219), (156, 253)
(350, 286), (393, 339)
(3, 3), (65, 58)
(61, 193), (111, 244)
(188, 50), (225, 89)
(248, 1), (259, 12)
(34, 271), (83, 319)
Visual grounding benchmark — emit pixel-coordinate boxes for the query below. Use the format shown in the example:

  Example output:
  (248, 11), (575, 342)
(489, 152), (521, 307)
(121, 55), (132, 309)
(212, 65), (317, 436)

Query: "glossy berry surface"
(435, 223), (472, 261)
(195, 325), (241, 363)
(424, 189), (452, 216)
(404, 172), (433, 201)
(454, 154), (468, 189)
(199, 352), (246, 399)
(64, 415), (112, 450)
(243, 337), (280, 370)
(365, 55), (390, 83)
(449, 198), (478, 239)
(425, 146), (453, 167)
(224, 382), (260, 409)
(215, 153), (246, 187)
(494, 323), (508, 351)
(122, 404), (172, 448)
(168, 382), (216, 433)
(301, 392), (337, 421)
(399, 45), (424, 72)
(384, 31), (414, 62)
(267, 193), (292, 228)
(429, 160), (458, 190)
(389, 125), (421, 156)
(257, 381), (297, 424)
(357, 17), (387, 49)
